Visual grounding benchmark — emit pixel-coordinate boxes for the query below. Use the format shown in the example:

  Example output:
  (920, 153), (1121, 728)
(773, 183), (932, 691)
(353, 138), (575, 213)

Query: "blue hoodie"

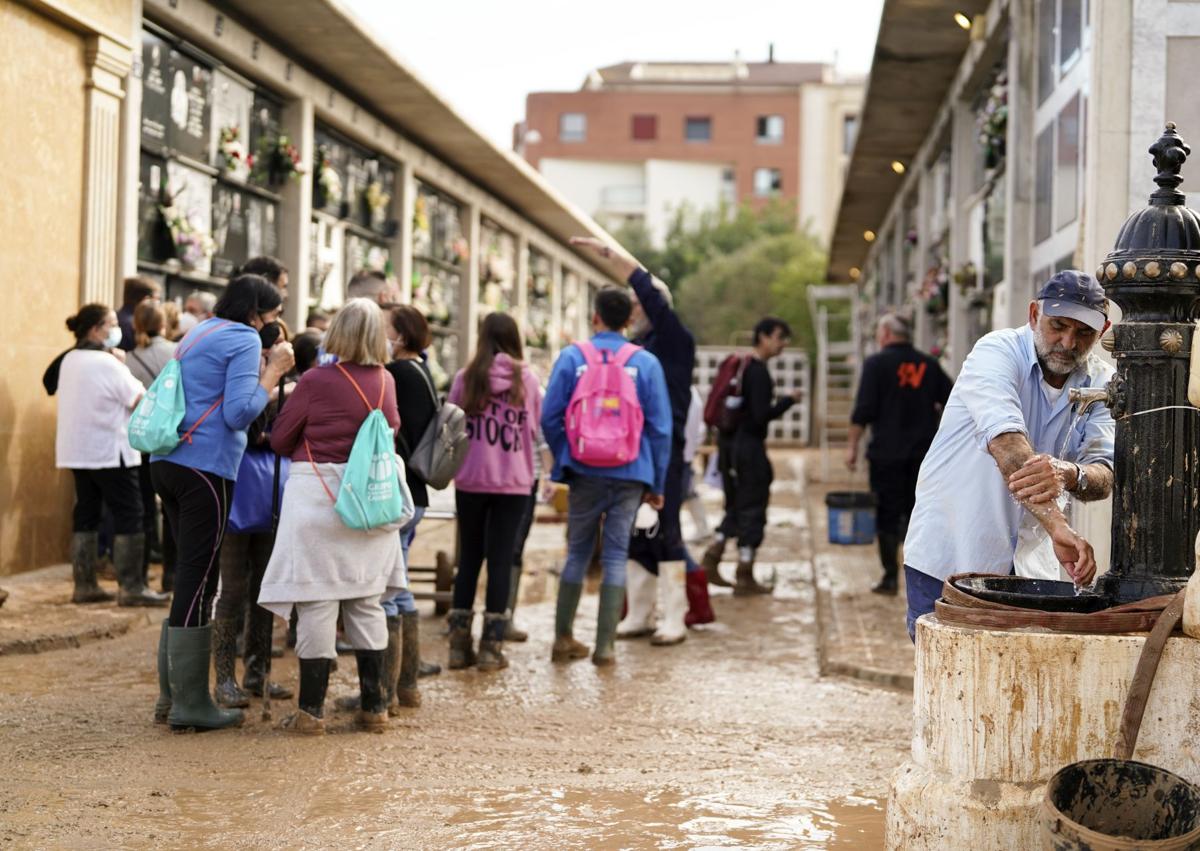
(541, 331), (672, 494)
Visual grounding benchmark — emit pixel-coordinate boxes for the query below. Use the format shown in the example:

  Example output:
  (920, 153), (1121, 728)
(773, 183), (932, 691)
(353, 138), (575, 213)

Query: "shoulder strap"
(575, 341), (601, 368)
(128, 349), (152, 376)
(409, 359), (439, 408)
(613, 343), (641, 368)
(334, 363), (380, 413)
(176, 320), (233, 360)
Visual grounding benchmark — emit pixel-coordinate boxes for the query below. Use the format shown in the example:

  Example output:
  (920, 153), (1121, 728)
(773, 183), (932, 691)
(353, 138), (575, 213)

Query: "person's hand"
(1008, 454), (1071, 504)
(569, 236), (638, 278)
(540, 481), (557, 502)
(791, 388), (804, 402)
(265, 341), (295, 376)
(643, 493), (665, 510)
(110, 348), (127, 363)
(1049, 520), (1096, 585)
(845, 447), (858, 472)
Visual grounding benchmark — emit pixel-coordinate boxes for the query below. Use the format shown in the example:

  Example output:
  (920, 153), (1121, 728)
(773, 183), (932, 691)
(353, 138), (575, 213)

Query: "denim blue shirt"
(151, 318), (269, 481)
(541, 331), (673, 493)
(904, 325), (1115, 581)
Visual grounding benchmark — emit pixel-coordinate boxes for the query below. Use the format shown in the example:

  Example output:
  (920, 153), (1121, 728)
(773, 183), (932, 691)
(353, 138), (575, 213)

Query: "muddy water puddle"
(437, 786), (884, 849)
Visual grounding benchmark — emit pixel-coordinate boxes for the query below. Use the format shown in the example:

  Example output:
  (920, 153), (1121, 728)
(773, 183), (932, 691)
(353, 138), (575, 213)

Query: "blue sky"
(343, 0), (885, 150)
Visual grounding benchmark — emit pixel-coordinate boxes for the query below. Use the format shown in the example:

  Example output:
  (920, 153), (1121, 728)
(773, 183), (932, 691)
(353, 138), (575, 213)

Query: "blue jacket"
(152, 318), (269, 481)
(629, 268), (695, 446)
(541, 330), (673, 493)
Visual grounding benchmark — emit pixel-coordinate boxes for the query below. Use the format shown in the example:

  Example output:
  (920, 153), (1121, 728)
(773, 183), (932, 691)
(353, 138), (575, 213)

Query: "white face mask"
(104, 326), (123, 349)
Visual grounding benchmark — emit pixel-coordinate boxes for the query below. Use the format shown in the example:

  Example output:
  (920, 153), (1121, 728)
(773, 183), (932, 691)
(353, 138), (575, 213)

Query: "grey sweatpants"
(294, 596), (387, 660)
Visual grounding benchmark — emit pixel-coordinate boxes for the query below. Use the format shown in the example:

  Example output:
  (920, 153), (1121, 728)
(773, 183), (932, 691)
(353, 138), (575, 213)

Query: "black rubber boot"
(395, 612), (421, 710)
(477, 613), (509, 672)
(211, 617), (250, 709)
(283, 657), (330, 735)
(115, 534), (170, 607)
(166, 625), (244, 731)
(504, 565), (529, 642)
(873, 532), (901, 595)
(154, 619), (171, 725)
(701, 538), (733, 588)
(71, 532), (113, 604)
(242, 605), (292, 700)
(446, 608), (476, 670)
(355, 649), (388, 732)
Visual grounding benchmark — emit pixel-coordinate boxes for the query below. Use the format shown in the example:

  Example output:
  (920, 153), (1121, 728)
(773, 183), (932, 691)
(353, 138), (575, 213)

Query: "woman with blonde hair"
(259, 298), (408, 734)
(445, 312), (542, 672)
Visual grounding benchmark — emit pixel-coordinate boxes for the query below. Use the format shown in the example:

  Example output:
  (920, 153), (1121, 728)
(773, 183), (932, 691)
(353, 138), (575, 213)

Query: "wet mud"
(0, 466), (911, 848)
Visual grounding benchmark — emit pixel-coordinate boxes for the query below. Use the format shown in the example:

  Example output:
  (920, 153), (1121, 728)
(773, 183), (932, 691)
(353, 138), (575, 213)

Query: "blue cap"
(1036, 270), (1109, 331)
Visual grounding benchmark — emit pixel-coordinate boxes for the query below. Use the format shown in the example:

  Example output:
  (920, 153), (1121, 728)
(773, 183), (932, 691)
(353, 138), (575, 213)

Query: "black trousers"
(511, 481), (539, 570)
(138, 456), (175, 570)
(72, 463), (142, 535)
(214, 531), (274, 621)
(868, 456), (922, 537)
(629, 440), (689, 572)
(152, 461), (233, 628)
(715, 430), (739, 538)
(731, 435), (773, 551)
(453, 490), (528, 614)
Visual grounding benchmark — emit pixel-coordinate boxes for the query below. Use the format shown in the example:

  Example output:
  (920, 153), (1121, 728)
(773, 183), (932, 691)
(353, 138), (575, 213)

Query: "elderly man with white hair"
(847, 313), (953, 596)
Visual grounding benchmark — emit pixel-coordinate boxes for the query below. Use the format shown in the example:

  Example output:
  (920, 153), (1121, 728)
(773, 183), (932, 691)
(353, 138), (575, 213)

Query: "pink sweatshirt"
(448, 354), (543, 495)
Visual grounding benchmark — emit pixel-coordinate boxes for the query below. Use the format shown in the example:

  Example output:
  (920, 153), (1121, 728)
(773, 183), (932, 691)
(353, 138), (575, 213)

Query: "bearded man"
(901, 271), (1116, 642)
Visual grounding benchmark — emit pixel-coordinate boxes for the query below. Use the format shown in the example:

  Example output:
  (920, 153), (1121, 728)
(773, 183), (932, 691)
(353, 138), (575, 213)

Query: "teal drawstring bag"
(128, 321), (231, 455)
(308, 364), (405, 531)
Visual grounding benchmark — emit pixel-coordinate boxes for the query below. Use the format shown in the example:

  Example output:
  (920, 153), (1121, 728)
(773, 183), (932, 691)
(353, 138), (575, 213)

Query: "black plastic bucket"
(1041, 758), (1200, 850)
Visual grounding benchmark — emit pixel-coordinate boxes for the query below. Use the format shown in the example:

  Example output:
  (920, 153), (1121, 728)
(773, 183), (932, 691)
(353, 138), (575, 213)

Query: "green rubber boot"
(592, 583), (625, 667)
(166, 625), (245, 731)
(154, 620), (171, 725)
(551, 581), (589, 663)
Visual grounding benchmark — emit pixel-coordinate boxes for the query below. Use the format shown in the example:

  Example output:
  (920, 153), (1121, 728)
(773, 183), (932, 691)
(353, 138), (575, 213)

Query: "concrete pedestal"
(887, 617), (1200, 849)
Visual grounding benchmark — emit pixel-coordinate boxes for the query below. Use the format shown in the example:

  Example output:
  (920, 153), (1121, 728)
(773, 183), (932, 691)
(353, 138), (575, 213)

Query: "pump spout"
(1068, 386), (1113, 415)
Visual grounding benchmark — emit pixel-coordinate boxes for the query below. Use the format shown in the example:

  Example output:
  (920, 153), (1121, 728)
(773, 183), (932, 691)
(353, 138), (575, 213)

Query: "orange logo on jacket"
(897, 362), (927, 389)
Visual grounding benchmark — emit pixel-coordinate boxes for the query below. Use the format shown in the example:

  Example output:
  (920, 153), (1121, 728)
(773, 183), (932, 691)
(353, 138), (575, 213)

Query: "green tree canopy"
(611, 200), (827, 358)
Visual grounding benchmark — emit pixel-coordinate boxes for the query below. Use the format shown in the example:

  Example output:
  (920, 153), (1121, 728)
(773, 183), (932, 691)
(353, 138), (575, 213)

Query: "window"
(1060, 0), (1083, 74)
(753, 167), (782, 197)
(843, 114), (859, 155)
(1035, 125), (1054, 242)
(631, 114), (657, 141)
(756, 115), (784, 144)
(685, 116), (712, 142)
(720, 168), (737, 205)
(1055, 94), (1080, 229)
(1037, 0), (1056, 104)
(559, 113), (586, 142)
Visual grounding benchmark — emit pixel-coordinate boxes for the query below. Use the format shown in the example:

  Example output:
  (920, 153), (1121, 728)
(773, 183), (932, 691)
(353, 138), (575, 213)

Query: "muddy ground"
(0, 458), (912, 849)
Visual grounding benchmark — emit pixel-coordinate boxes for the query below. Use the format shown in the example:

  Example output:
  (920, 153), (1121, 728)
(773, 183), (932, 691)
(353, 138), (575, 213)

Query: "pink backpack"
(565, 341), (645, 467)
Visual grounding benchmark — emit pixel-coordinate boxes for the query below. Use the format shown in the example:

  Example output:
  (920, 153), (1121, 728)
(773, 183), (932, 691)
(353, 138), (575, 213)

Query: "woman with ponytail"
(444, 313), (543, 672)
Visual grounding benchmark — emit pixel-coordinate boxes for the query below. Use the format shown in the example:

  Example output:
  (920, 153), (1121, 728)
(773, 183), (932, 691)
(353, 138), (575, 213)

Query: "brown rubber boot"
(733, 558), (773, 596)
(393, 612), (421, 711)
(446, 609), (476, 670)
(551, 581), (590, 663)
(476, 613), (509, 672)
(701, 539), (733, 588)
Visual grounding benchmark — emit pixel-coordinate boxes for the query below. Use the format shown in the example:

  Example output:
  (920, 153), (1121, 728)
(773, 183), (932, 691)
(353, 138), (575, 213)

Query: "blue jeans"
(382, 507), (426, 617)
(904, 565), (944, 643)
(560, 476), (645, 586)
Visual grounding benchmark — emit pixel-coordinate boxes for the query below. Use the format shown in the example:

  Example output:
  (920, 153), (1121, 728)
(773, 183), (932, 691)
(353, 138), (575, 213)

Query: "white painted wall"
(538, 158), (645, 221)
(800, 82), (861, 244)
(643, 159), (728, 246)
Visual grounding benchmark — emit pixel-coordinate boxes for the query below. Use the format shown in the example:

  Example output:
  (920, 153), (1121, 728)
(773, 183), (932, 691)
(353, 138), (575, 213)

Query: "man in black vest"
(847, 314), (952, 595)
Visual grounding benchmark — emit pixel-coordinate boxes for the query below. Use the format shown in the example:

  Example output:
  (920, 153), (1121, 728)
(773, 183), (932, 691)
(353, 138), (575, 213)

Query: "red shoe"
(684, 569), (715, 626)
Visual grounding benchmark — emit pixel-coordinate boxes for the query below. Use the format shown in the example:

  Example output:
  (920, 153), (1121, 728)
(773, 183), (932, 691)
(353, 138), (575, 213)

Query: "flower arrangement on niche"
(255, 134), (303, 186)
(918, 262), (950, 316)
(976, 70), (1008, 170)
(217, 126), (251, 175)
(159, 191), (215, 270)
(314, 145), (343, 208)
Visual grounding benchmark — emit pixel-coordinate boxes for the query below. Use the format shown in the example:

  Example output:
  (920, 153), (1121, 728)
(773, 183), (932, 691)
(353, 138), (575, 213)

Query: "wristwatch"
(1070, 462), (1087, 495)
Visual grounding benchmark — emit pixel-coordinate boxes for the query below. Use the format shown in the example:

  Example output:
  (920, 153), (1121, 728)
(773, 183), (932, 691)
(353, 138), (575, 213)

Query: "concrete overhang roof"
(826, 0), (990, 282)
(215, 0), (628, 280)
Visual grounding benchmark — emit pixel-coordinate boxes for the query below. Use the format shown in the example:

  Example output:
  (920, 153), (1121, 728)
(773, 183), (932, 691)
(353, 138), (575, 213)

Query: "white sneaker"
(651, 561), (688, 646)
(617, 560), (656, 638)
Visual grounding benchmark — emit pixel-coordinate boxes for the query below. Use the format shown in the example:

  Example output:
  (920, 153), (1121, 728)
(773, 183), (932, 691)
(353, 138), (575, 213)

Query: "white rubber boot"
(651, 561), (688, 646)
(617, 560), (657, 639)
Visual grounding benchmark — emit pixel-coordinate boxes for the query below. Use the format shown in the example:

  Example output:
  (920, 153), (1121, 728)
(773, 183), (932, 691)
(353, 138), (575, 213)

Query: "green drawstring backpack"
(308, 364), (406, 531)
(128, 321), (231, 455)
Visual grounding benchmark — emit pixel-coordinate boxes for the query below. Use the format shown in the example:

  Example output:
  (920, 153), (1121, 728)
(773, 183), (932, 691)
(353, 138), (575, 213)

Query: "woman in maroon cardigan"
(258, 299), (408, 735)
